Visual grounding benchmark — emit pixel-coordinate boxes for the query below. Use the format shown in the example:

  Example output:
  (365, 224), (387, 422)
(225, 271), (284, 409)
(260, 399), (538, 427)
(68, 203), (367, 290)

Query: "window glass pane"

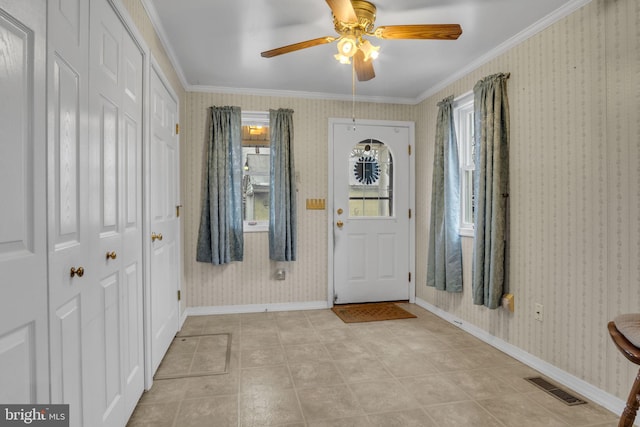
(241, 122), (270, 224)
(463, 169), (474, 224)
(348, 139), (393, 218)
(454, 93), (474, 233)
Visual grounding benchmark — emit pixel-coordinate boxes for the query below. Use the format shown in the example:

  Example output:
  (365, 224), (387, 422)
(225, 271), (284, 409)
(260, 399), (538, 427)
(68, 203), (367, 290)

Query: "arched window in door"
(348, 139), (393, 217)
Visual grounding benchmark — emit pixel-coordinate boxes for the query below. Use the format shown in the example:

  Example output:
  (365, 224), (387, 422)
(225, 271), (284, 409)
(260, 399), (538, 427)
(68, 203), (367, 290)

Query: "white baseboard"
(185, 300), (330, 316)
(414, 297), (625, 419)
(180, 307), (188, 329)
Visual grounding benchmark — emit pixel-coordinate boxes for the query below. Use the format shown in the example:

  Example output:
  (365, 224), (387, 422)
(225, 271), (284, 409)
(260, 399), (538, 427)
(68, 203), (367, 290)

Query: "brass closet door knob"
(70, 267), (85, 278)
(151, 232), (163, 242)
(106, 251), (117, 260)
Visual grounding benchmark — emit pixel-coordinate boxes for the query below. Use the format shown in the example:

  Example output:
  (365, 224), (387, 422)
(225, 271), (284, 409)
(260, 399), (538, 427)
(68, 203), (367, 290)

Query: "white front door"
(149, 64), (180, 376)
(86, 0), (145, 424)
(330, 120), (414, 304)
(0, 0), (48, 404)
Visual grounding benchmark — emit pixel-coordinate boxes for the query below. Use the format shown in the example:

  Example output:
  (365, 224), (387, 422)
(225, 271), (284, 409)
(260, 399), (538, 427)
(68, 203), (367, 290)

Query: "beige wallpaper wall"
(182, 94), (416, 308)
(416, 0), (639, 401)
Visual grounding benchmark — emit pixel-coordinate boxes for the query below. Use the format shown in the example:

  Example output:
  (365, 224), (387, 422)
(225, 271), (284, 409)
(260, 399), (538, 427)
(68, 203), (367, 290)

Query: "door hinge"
(177, 290), (181, 301)
(408, 272), (412, 282)
(408, 209), (412, 219)
(175, 123), (180, 135)
(408, 144), (412, 155)
(176, 204), (183, 218)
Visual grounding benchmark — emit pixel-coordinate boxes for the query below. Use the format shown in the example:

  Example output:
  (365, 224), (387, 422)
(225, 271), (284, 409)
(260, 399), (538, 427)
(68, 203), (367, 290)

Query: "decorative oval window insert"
(353, 156), (380, 185)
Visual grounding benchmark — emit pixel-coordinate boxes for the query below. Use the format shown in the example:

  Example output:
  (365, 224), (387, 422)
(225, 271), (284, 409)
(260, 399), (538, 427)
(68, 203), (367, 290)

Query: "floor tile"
(240, 345), (286, 368)
(297, 385), (364, 421)
(283, 343), (332, 363)
(240, 364), (294, 394)
(137, 378), (187, 404)
(182, 374), (239, 398)
(399, 374), (471, 406)
(349, 379), (421, 414)
(307, 416), (371, 427)
(424, 400), (504, 427)
(367, 408), (438, 427)
(289, 360), (344, 388)
(334, 356), (392, 383)
(478, 392), (569, 427)
(176, 395), (238, 427)
(527, 388), (620, 426)
(445, 369), (519, 400)
(126, 402), (180, 427)
(239, 389), (303, 426)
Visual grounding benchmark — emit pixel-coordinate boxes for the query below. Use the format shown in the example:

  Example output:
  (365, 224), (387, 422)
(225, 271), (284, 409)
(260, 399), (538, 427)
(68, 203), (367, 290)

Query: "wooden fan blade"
(261, 36), (337, 58)
(325, 0), (358, 23)
(354, 50), (375, 82)
(374, 24), (462, 40)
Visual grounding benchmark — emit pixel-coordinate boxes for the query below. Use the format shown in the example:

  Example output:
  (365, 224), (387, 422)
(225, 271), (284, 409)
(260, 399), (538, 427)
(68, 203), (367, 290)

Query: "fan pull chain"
(352, 60), (356, 125)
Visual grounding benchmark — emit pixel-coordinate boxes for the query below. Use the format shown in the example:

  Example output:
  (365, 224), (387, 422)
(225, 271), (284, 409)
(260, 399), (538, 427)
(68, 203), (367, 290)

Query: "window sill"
(459, 228), (474, 238)
(244, 222), (268, 233)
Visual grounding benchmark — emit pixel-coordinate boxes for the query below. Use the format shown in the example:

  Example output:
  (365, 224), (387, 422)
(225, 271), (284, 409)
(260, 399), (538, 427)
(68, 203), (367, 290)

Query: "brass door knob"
(336, 220), (344, 229)
(151, 232), (163, 242)
(337, 208), (343, 215)
(106, 251), (117, 260)
(70, 266), (85, 278)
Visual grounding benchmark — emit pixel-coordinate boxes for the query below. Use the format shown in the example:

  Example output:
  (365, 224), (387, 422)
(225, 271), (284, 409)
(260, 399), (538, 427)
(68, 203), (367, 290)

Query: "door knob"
(336, 220), (344, 229)
(106, 251), (117, 260)
(337, 208), (343, 215)
(70, 266), (85, 278)
(151, 232), (163, 242)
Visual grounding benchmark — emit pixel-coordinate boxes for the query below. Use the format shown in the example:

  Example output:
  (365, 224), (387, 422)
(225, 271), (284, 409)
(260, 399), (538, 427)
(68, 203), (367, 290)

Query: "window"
(241, 111), (270, 232)
(454, 92), (474, 236)
(348, 139), (393, 217)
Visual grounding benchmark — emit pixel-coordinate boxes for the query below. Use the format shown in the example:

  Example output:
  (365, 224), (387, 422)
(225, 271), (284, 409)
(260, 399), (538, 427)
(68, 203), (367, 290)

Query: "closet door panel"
(47, 0), (89, 425)
(0, 0), (49, 405)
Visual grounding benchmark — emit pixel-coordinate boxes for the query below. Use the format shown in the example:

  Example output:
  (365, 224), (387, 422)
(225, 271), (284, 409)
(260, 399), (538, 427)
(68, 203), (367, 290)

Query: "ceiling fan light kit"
(260, 0), (462, 82)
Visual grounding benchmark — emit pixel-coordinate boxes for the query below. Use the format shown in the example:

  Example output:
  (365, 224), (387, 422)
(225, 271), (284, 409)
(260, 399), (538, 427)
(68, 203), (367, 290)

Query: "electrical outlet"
(534, 303), (543, 321)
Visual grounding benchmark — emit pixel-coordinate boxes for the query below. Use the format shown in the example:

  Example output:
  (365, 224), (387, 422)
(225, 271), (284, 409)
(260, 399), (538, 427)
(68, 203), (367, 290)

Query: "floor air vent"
(525, 377), (587, 406)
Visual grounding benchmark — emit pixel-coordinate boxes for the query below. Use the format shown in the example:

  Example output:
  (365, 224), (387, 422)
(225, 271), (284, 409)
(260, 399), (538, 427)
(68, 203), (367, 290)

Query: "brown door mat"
(332, 302), (417, 323)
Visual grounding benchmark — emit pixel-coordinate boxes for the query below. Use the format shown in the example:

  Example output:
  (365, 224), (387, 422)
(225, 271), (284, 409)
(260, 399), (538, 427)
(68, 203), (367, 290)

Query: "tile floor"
(127, 304), (619, 427)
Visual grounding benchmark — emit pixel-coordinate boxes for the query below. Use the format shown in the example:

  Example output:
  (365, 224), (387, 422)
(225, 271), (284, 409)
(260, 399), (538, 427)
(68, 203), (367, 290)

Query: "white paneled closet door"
(47, 0), (90, 426)
(149, 65), (181, 376)
(47, 0), (145, 425)
(86, 0), (145, 425)
(0, 0), (48, 405)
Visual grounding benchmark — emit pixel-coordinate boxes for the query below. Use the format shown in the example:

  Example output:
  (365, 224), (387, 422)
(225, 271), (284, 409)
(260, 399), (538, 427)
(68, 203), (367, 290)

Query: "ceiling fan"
(260, 0), (462, 82)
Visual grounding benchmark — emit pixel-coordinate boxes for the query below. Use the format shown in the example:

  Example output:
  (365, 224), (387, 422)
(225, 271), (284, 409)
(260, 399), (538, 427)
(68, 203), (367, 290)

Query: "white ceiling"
(143, 0), (587, 103)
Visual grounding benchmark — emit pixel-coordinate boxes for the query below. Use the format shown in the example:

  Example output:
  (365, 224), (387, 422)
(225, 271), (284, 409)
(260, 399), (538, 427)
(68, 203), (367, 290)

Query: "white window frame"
(242, 111), (270, 233)
(454, 92), (475, 237)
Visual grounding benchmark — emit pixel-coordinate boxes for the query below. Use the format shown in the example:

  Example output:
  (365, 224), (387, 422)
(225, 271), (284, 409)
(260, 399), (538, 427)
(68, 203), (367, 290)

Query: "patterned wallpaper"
(416, 0), (639, 401)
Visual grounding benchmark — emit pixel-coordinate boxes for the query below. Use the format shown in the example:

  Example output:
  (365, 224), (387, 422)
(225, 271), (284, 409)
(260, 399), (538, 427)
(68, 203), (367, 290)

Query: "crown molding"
(140, 0), (189, 90)
(186, 84), (417, 105)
